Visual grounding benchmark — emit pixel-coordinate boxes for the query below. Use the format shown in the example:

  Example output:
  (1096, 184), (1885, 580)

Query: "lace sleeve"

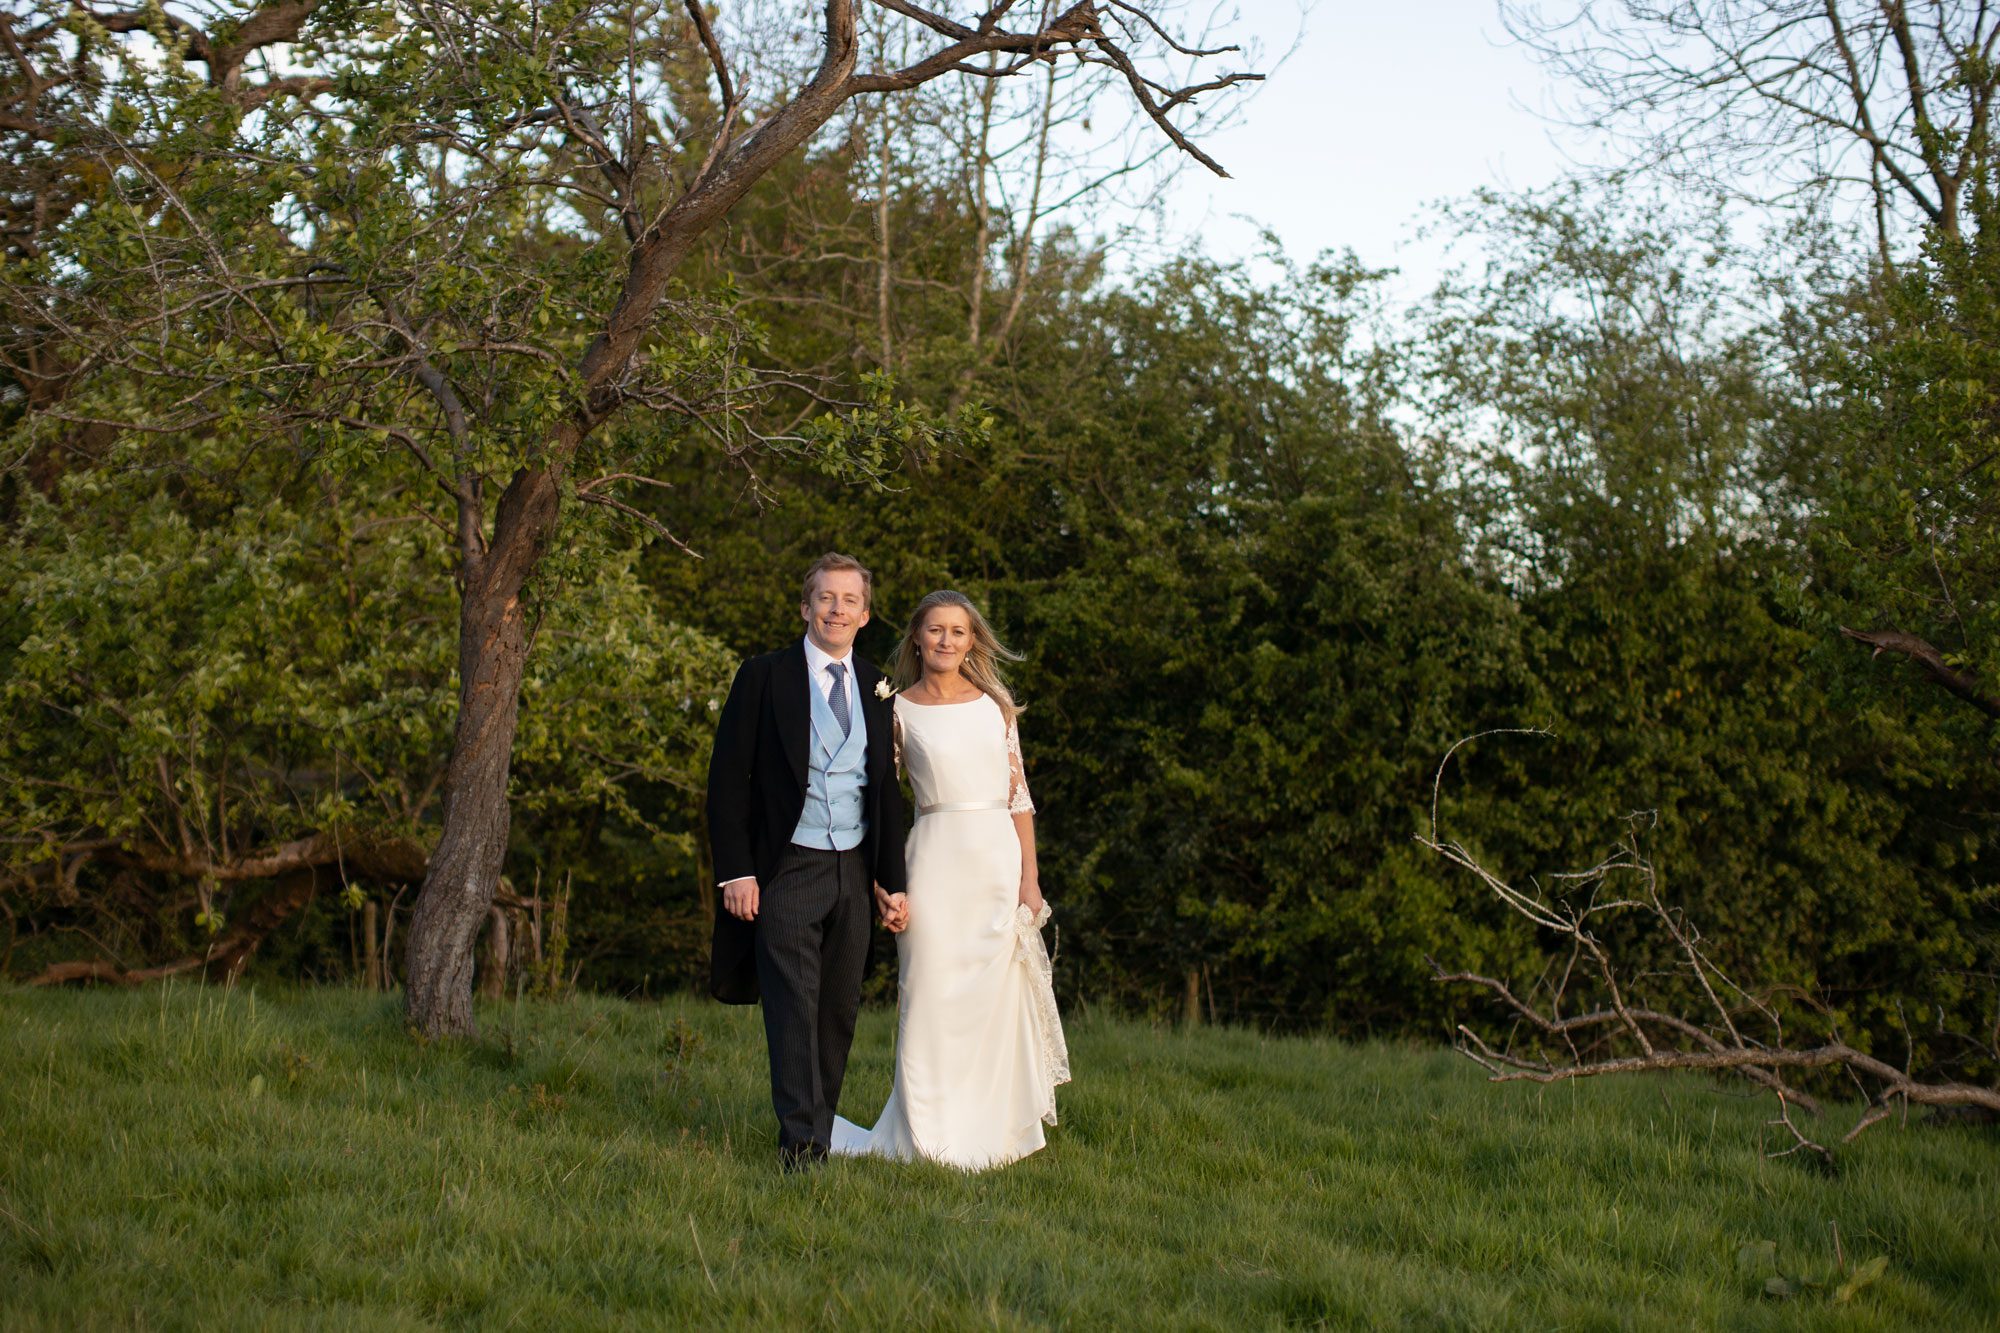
(1005, 713), (1035, 815)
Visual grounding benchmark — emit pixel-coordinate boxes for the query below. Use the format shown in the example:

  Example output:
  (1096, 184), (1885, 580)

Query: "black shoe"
(779, 1143), (829, 1173)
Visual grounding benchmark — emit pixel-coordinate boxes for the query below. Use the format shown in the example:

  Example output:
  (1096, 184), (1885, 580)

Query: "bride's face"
(918, 606), (974, 675)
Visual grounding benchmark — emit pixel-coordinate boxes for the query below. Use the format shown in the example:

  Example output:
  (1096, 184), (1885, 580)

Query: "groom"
(705, 552), (908, 1168)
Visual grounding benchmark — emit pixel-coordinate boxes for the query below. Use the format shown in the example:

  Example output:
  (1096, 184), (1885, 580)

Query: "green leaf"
(1834, 1255), (1889, 1304)
(1735, 1240), (1777, 1277)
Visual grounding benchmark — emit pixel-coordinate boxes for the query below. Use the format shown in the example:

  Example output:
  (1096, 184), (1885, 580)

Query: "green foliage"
(0, 445), (730, 979)
(2, 0), (874, 986)
(1738, 1238), (1893, 1304)
(633, 208), (1997, 1061)
(1407, 186), (1997, 1073)
(977, 252), (1542, 1028)
(6, 4), (1995, 1062)
(1780, 215), (2000, 741)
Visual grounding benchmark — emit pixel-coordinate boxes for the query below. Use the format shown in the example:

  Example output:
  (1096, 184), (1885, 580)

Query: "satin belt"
(917, 800), (1011, 816)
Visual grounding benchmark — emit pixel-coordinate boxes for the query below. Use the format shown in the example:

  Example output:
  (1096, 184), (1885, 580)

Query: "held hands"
(732, 877), (907, 930)
(722, 877), (759, 922)
(873, 884), (910, 933)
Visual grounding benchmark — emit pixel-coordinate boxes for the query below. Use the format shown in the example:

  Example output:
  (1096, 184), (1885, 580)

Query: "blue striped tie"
(828, 662), (851, 736)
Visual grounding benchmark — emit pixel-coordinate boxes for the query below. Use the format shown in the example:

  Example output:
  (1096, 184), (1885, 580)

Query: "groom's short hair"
(802, 552), (873, 608)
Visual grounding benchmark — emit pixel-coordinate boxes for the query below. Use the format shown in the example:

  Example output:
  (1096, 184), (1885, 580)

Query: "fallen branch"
(17, 835), (429, 986)
(1422, 731), (2000, 1156)
(25, 955), (209, 987)
(1430, 965), (1823, 1114)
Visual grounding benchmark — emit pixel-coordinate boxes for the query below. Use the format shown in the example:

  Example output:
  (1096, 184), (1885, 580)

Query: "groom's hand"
(722, 876), (760, 922)
(873, 884), (909, 933)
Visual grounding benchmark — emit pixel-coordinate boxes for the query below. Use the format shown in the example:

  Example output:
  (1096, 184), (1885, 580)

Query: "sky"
(1156, 0), (1587, 304)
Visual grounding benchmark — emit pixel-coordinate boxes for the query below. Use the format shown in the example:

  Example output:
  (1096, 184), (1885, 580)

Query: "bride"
(833, 590), (1070, 1170)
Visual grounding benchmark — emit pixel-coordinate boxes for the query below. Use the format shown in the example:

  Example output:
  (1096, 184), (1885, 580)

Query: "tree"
(0, 442), (733, 986)
(1504, 1), (2000, 256)
(2, 0), (1258, 1035)
(1415, 185), (1997, 1061)
(1788, 221), (2000, 727)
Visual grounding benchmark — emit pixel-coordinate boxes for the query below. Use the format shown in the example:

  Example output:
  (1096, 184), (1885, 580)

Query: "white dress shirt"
(802, 635), (859, 721)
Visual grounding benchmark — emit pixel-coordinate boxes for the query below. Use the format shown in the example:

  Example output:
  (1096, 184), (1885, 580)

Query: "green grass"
(0, 983), (1993, 1330)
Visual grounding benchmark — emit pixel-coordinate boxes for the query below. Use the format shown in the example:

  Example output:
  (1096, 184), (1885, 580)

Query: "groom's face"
(802, 570), (870, 656)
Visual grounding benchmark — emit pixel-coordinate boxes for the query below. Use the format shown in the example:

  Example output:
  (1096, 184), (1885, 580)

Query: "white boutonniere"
(874, 679), (895, 700)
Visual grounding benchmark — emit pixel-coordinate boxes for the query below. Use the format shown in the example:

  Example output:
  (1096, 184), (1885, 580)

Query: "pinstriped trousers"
(753, 843), (871, 1157)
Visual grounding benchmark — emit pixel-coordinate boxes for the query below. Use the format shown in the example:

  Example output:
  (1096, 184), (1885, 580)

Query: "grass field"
(1, 982), (1994, 1330)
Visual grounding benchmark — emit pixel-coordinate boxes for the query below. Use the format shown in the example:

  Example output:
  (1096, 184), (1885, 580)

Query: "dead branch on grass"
(1420, 731), (2000, 1158)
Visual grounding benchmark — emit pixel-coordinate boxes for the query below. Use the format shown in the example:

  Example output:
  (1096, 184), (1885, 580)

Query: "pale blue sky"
(1161, 0), (1581, 301)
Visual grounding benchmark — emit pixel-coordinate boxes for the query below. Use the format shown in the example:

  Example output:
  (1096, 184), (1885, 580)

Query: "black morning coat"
(703, 640), (908, 1004)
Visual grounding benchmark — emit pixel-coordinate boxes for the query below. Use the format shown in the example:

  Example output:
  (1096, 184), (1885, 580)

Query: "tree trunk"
(393, 43), (865, 1036)
(403, 467), (559, 1038)
(362, 898), (379, 991)
(479, 906), (510, 1001)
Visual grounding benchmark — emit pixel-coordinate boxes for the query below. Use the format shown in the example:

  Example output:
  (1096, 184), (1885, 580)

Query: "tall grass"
(1, 982), (1993, 1329)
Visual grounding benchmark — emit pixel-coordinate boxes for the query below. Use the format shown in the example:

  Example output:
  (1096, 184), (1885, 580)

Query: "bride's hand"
(873, 883), (910, 933)
(1018, 877), (1044, 916)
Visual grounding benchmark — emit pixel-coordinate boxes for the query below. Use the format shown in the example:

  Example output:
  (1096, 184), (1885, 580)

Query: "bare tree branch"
(1503, 1), (2000, 242)
(1839, 625), (2000, 718)
(1422, 731), (2000, 1157)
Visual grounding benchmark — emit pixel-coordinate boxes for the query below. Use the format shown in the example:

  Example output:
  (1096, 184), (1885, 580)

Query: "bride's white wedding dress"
(831, 692), (1070, 1170)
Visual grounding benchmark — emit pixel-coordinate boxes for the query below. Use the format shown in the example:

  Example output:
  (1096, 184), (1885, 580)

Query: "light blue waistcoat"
(791, 668), (868, 851)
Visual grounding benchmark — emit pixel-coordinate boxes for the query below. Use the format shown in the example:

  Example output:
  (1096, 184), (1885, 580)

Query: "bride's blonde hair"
(892, 590), (1023, 721)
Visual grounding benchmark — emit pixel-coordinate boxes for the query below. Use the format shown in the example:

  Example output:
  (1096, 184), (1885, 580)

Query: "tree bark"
(479, 906), (510, 1000)
(362, 899), (380, 991)
(403, 467), (560, 1037)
